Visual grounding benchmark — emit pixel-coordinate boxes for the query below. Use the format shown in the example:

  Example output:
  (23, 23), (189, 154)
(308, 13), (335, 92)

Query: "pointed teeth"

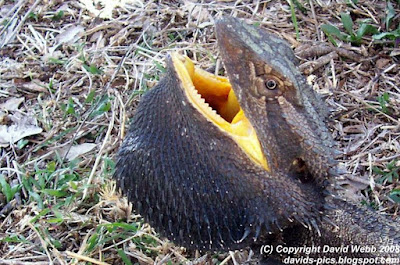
(197, 93), (221, 116)
(187, 84), (225, 120)
(202, 99), (218, 113)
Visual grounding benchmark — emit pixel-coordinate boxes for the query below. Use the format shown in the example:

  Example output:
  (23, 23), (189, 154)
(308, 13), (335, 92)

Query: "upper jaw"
(215, 17), (302, 90)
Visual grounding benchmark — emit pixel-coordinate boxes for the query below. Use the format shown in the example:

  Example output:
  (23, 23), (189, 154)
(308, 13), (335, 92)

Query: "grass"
(321, 13), (379, 46)
(377, 92), (391, 114)
(0, 0), (399, 264)
(321, 2), (400, 46)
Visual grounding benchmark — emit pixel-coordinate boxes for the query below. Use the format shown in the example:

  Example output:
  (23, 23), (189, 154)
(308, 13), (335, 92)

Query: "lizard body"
(115, 17), (400, 263)
(115, 53), (322, 250)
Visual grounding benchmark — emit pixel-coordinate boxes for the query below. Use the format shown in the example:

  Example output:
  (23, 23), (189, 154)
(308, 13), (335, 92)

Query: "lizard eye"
(265, 79), (277, 90)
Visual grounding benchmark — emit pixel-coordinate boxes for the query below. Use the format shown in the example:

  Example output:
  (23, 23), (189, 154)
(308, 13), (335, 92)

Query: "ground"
(0, 0), (399, 264)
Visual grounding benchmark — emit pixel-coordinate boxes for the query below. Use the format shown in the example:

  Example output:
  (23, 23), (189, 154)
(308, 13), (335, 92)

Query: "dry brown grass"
(0, 0), (399, 264)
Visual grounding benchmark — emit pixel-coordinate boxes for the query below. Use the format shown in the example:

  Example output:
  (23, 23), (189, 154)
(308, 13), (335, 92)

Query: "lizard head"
(215, 17), (337, 185)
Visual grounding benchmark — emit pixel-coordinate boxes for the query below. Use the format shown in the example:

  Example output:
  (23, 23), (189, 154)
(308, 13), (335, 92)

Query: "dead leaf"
(0, 58), (23, 77)
(56, 25), (85, 45)
(0, 112), (42, 147)
(183, 1), (210, 24)
(0, 97), (24, 111)
(59, 143), (97, 161)
(14, 79), (48, 93)
(376, 58), (390, 69)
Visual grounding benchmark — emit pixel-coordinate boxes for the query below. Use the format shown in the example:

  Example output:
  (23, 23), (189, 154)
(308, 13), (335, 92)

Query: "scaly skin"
(215, 17), (336, 188)
(115, 17), (399, 263)
(115, 56), (323, 251)
(215, 17), (400, 262)
(274, 198), (400, 263)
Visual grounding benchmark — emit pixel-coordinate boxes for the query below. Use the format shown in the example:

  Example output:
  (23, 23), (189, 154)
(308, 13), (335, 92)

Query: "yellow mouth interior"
(172, 53), (269, 171)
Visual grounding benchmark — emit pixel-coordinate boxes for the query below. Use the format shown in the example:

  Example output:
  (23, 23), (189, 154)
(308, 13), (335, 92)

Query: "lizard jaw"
(171, 53), (269, 171)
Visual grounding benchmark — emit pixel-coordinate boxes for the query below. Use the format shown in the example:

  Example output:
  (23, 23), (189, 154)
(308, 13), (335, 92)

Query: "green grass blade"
(357, 24), (379, 39)
(340, 13), (354, 36)
(389, 189), (400, 203)
(117, 249), (133, 265)
(386, 2), (396, 29)
(0, 174), (12, 202)
(288, 0), (299, 39)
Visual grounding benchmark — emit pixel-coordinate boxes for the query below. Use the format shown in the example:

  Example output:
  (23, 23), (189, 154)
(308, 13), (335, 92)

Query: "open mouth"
(171, 53), (269, 171)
